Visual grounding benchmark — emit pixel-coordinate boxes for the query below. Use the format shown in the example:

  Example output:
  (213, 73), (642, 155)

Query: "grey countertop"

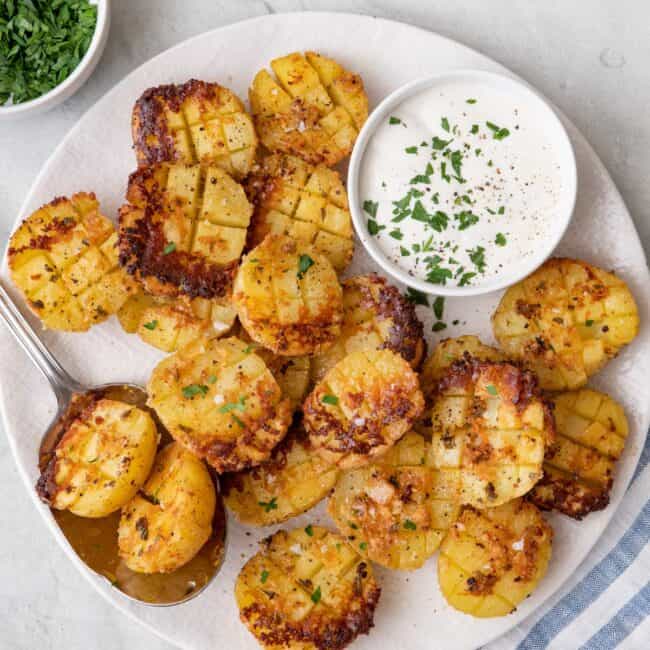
(0, 1), (647, 648)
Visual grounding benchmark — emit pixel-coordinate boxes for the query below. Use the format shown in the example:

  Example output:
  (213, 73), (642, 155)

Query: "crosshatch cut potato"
(118, 163), (252, 300)
(430, 356), (553, 508)
(118, 442), (216, 573)
(493, 257), (640, 391)
(8, 192), (137, 331)
(312, 274), (426, 384)
(249, 51), (368, 166)
(528, 388), (629, 519)
(146, 336), (292, 473)
(235, 526), (381, 650)
(222, 427), (339, 526)
(117, 287), (236, 352)
(36, 397), (158, 518)
(303, 349), (425, 469)
(329, 431), (461, 570)
(132, 79), (258, 178)
(233, 234), (344, 356)
(246, 153), (354, 271)
(438, 499), (553, 617)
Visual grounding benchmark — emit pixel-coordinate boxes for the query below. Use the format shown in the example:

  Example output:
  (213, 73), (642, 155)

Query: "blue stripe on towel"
(630, 430), (650, 485)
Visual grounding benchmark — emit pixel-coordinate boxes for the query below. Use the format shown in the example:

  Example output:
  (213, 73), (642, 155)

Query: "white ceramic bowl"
(0, 0), (110, 121)
(348, 69), (577, 297)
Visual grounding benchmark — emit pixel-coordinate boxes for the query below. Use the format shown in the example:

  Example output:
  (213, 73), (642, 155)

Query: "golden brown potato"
(304, 349), (425, 469)
(36, 396), (158, 517)
(312, 274), (426, 384)
(223, 427), (339, 526)
(430, 356), (553, 508)
(118, 163), (252, 299)
(528, 388), (628, 519)
(146, 336), (292, 473)
(118, 442), (216, 573)
(132, 80), (258, 178)
(236, 526), (380, 649)
(8, 193), (137, 331)
(328, 431), (461, 570)
(493, 258), (639, 391)
(249, 51), (368, 166)
(246, 154), (354, 271)
(233, 235), (343, 356)
(438, 499), (553, 617)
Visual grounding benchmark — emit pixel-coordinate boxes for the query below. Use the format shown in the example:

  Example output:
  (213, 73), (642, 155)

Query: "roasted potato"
(236, 526), (381, 649)
(233, 235), (343, 356)
(118, 163), (252, 299)
(493, 258), (640, 391)
(132, 80), (257, 178)
(223, 427), (339, 526)
(312, 274), (426, 384)
(146, 336), (292, 473)
(249, 51), (368, 166)
(117, 287), (236, 352)
(8, 193), (137, 331)
(430, 356), (553, 508)
(529, 388), (628, 519)
(118, 442), (216, 573)
(304, 349), (424, 469)
(246, 153), (354, 271)
(36, 397), (158, 517)
(438, 499), (553, 617)
(328, 431), (461, 570)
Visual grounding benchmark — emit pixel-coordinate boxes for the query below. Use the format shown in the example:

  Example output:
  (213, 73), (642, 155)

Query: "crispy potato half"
(36, 396), (158, 518)
(430, 356), (553, 508)
(529, 388), (628, 519)
(233, 235), (343, 356)
(223, 427), (339, 526)
(118, 287), (236, 352)
(118, 442), (217, 573)
(146, 336), (292, 473)
(438, 499), (552, 617)
(132, 80), (257, 178)
(119, 163), (252, 299)
(312, 274), (426, 384)
(329, 431), (461, 570)
(493, 258), (640, 391)
(236, 526), (381, 650)
(8, 193), (137, 331)
(249, 51), (368, 166)
(304, 349), (424, 469)
(246, 153), (354, 271)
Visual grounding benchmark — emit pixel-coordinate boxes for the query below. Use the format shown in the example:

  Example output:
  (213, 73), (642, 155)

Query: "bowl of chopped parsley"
(0, 0), (109, 119)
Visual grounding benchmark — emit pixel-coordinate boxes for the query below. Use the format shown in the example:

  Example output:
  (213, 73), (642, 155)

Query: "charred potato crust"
(132, 80), (258, 178)
(8, 193), (136, 331)
(493, 257), (639, 391)
(249, 51), (368, 166)
(118, 163), (252, 299)
(147, 336), (292, 473)
(236, 526), (381, 649)
(329, 431), (461, 570)
(304, 349), (425, 469)
(438, 499), (553, 617)
(528, 388), (628, 519)
(312, 274), (426, 383)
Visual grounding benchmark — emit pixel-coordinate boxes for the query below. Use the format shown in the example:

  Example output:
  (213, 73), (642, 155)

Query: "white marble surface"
(0, 1), (648, 649)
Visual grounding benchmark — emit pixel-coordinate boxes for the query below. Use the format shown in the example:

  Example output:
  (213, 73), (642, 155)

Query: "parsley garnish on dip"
(359, 79), (565, 289)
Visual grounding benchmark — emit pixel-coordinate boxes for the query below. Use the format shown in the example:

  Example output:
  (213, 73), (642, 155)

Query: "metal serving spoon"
(0, 282), (226, 606)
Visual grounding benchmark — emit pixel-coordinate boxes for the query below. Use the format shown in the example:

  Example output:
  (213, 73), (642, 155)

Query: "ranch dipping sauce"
(358, 77), (568, 291)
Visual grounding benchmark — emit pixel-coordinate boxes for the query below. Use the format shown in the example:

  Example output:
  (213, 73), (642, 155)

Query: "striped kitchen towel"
(486, 435), (650, 650)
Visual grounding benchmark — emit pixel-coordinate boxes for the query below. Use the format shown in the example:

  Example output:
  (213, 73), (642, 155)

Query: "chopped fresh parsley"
(311, 586), (322, 604)
(432, 321), (447, 332)
(468, 246), (487, 273)
(305, 525), (314, 536)
(404, 288), (429, 306)
(297, 254), (314, 279)
(471, 124), (479, 134)
(143, 320), (158, 331)
(432, 136), (453, 150)
(400, 246), (411, 257)
(359, 542), (368, 551)
(466, 98), (477, 104)
(495, 233), (507, 246)
(441, 117), (450, 132)
(322, 394), (339, 406)
(498, 206), (505, 215)
(218, 396), (246, 414)
(389, 116), (401, 125)
(363, 200), (378, 217)
(486, 121), (510, 140)
(433, 296), (445, 320)
(455, 210), (479, 231)
(231, 414), (245, 428)
(389, 229), (403, 240)
(258, 497), (278, 512)
(405, 145), (418, 154)
(585, 319), (595, 327)
(458, 272), (477, 287)
(367, 219), (384, 235)
(486, 384), (498, 396)
(243, 344), (256, 354)
(163, 242), (176, 255)
(404, 519), (417, 530)
(182, 384), (208, 399)
(260, 570), (269, 584)
(207, 374), (218, 384)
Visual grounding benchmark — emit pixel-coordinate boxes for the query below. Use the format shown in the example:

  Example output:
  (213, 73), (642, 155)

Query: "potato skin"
(118, 442), (216, 573)
(37, 397), (158, 518)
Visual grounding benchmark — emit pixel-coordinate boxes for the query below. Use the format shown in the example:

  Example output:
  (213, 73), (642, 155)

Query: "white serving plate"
(1, 12), (649, 650)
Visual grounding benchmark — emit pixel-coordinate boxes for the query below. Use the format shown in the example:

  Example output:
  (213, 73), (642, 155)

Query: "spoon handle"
(0, 282), (83, 406)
